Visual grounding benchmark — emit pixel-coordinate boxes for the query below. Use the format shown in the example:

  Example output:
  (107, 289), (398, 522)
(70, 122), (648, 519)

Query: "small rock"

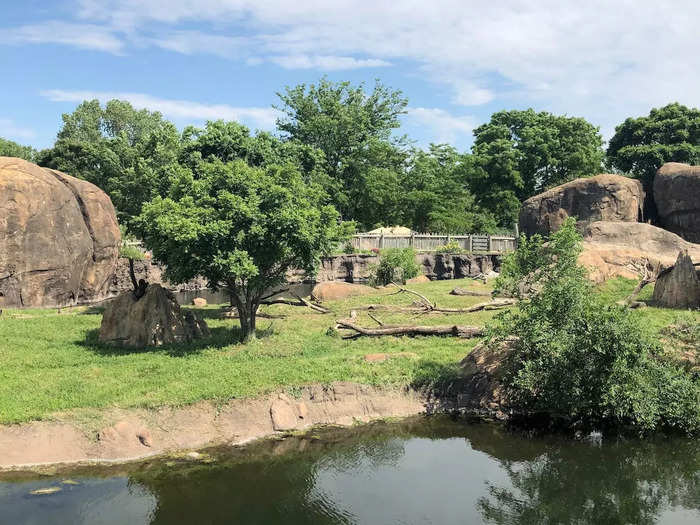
(365, 353), (389, 363)
(270, 399), (299, 431)
(137, 429), (152, 447)
(297, 402), (308, 419)
(192, 297), (207, 307)
(406, 274), (430, 284)
(30, 487), (62, 496)
(186, 451), (202, 460)
(61, 479), (80, 485)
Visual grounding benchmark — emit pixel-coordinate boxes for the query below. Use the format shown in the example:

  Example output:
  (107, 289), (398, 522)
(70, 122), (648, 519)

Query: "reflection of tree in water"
(476, 436), (700, 524)
(129, 423), (412, 525)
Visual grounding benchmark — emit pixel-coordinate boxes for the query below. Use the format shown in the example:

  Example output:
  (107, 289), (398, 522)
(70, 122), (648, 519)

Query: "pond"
(1, 417), (698, 524)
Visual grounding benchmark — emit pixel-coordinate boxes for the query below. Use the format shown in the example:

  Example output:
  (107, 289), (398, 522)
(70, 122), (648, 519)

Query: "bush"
(369, 248), (419, 286)
(490, 218), (700, 434)
(435, 240), (463, 254)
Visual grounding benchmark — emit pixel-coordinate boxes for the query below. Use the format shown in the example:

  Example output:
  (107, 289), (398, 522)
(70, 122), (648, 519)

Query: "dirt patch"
(0, 382), (425, 471)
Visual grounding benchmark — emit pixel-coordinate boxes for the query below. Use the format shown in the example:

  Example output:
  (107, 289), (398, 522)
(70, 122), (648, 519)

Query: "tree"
(275, 77), (408, 222)
(37, 99), (182, 229)
(470, 109), (604, 226)
(0, 137), (36, 161)
(491, 218), (700, 434)
(136, 159), (346, 341)
(402, 144), (497, 233)
(607, 102), (700, 188)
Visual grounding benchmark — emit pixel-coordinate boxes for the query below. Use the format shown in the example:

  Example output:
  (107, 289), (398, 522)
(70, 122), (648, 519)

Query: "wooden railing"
(351, 233), (517, 253)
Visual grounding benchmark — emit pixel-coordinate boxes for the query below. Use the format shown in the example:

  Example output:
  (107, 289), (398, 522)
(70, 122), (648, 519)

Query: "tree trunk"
(230, 292), (258, 342)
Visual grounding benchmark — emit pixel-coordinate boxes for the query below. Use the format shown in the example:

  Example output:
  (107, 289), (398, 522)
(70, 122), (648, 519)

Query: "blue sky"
(2, 1), (700, 151)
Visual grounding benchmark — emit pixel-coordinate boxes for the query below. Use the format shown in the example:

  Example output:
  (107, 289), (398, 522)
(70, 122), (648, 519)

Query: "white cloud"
(40, 90), (279, 130)
(0, 21), (124, 53)
(0, 119), (36, 140)
(406, 107), (477, 145)
(267, 55), (390, 70)
(58, 1), (700, 131)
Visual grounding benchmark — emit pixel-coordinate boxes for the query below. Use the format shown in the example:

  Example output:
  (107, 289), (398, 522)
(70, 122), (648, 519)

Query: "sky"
(2, 0), (700, 151)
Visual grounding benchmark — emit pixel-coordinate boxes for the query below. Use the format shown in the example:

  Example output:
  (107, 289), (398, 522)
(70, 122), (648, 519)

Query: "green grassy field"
(0, 278), (696, 424)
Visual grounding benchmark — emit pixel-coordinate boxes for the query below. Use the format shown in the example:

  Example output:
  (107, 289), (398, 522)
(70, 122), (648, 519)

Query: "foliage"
(435, 240), (463, 254)
(490, 219), (700, 434)
(275, 77), (408, 225)
(494, 217), (583, 299)
(369, 248), (419, 286)
(37, 99), (183, 230)
(0, 137), (36, 161)
(470, 109), (604, 226)
(135, 159), (346, 341)
(118, 226), (146, 261)
(607, 102), (700, 188)
(402, 144), (498, 234)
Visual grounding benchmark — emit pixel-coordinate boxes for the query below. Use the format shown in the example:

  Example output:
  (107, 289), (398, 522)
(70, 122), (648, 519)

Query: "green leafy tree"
(275, 77), (408, 223)
(402, 144), (497, 233)
(491, 218), (700, 434)
(136, 159), (346, 341)
(0, 137), (36, 161)
(607, 102), (700, 188)
(369, 248), (419, 286)
(37, 99), (182, 229)
(470, 109), (604, 226)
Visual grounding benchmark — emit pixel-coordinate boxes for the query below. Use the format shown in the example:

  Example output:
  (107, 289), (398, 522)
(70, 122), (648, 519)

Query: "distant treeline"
(2, 78), (700, 233)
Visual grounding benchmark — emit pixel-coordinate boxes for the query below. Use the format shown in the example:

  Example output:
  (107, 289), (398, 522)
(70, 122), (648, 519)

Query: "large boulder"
(519, 174), (644, 236)
(0, 157), (120, 307)
(579, 221), (700, 283)
(654, 163), (700, 243)
(99, 284), (209, 347)
(311, 281), (375, 302)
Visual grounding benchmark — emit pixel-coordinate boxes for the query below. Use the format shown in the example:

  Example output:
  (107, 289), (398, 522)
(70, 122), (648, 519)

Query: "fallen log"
(356, 298), (516, 314)
(450, 287), (492, 297)
(335, 318), (485, 339)
(260, 292), (331, 314)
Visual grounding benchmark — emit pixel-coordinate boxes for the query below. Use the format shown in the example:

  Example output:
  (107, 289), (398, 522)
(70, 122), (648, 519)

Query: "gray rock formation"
(99, 284), (209, 347)
(654, 162), (700, 243)
(109, 256), (207, 297)
(652, 251), (700, 308)
(417, 253), (501, 280)
(0, 157), (120, 308)
(519, 174), (644, 236)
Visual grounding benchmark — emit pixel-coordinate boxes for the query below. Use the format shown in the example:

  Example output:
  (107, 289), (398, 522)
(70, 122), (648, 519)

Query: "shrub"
(435, 240), (463, 254)
(490, 218), (700, 434)
(369, 248), (419, 286)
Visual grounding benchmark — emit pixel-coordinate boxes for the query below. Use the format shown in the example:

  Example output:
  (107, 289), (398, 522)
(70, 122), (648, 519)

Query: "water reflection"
(1, 418), (698, 525)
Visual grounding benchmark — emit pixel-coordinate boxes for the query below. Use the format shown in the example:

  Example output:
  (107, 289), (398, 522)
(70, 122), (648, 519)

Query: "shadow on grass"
(410, 359), (474, 414)
(78, 325), (242, 357)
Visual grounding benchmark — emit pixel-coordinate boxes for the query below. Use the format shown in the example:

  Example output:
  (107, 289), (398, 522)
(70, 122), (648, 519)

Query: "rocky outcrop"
(109, 257), (207, 297)
(654, 163), (700, 243)
(99, 284), (209, 347)
(0, 157), (120, 308)
(316, 254), (378, 282)
(519, 174), (644, 236)
(652, 251), (700, 308)
(579, 221), (700, 283)
(417, 253), (501, 280)
(311, 281), (375, 302)
(456, 338), (517, 420)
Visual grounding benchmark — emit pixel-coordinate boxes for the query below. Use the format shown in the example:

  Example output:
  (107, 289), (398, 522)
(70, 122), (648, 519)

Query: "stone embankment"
(0, 383), (424, 471)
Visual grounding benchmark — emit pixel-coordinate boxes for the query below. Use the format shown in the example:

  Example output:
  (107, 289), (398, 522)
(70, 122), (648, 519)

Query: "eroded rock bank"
(0, 383), (425, 471)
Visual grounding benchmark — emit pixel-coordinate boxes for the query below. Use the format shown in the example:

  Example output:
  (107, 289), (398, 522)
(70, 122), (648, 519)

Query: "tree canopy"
(0, 137), (36, 161)
(470, 109), (604, 226)
(607, 102), (700, 188)
(275, 77), (408, 222)
(135, 159), (346, 341)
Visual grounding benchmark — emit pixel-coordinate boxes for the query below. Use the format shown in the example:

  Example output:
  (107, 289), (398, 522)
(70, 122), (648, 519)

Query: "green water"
(1, 417), (698, 524)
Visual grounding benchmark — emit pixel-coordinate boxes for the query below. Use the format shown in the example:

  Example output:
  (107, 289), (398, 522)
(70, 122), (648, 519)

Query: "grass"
(0, 278), (696, 425)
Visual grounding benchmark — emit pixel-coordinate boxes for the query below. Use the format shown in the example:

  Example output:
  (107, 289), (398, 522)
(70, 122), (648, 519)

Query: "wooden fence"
(350, 233), (517, 253)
